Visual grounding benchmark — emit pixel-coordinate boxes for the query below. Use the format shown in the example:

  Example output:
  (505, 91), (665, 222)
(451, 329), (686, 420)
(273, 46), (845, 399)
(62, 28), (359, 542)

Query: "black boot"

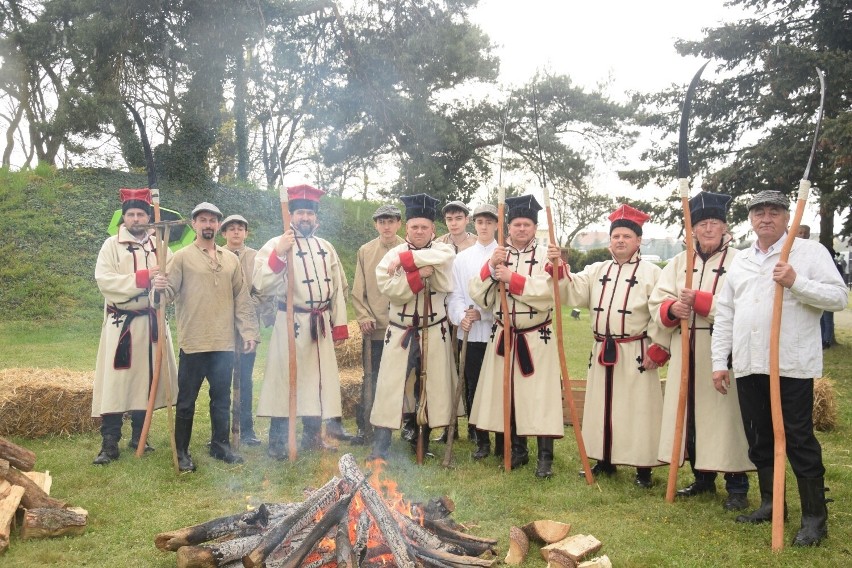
(535, 437), (554, 479)
(350, 428), (367, 446)
(128, 410), (154, 453)
(471, 429), (491, 460)
(174, 417), (196, 473)
(677, 472), (717, 497)
(736, 467), (787, 523)
(325, 417), (355, 442)
(368, 428), (392, 461)
(581, 460), (617, 478)
(92, 435), (120, 465)
(400, 413), (417, 443)
(494, 433), (504, 458)
(267, 418), (288, 461)
(209, 404), (243, 464)
(510, 432), (529, 470)
(635, 467), (653, 488)
(302, 417), (337, 452)
(792, 476), (829, 546)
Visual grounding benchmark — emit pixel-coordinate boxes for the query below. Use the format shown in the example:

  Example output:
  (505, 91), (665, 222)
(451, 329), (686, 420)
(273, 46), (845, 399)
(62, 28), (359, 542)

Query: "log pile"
(505, 519), (609, 568)
(0, 436), (87, 555)
(156, 453), (498, 568)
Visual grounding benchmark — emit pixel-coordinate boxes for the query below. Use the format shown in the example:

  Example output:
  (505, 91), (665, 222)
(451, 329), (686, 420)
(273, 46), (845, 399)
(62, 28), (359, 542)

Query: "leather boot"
(635, 467), (653, 489)
(535, 437), (554, 478)
(792, 476), (829, 546)
(736, 467), (787, 523)
(580, 460), (617, 478)
(494, 432), (504, 458)
(302, 417), (337, 452)
(128, 410), (154, 453)
(209, 404), (243, 464)
(472, 429), (491, 460)
(267, 418), (288, 460)
(510, 432), (529, 470)
(400, 413), (417, 443)
(368, 427), (392, 461)
(174, 417), (196, 473)
(325, 417), (355, 442)
(92, 435), (120, 465)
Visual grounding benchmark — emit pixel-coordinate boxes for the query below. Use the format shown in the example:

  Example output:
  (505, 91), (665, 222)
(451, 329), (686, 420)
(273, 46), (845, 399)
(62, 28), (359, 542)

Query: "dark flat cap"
(372, 204), (402, 220)
(747, 190), (789, 211)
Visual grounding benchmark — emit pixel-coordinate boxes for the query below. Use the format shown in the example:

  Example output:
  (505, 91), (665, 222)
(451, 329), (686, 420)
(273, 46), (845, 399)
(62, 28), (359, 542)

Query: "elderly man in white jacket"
(711, 190), (848, 547)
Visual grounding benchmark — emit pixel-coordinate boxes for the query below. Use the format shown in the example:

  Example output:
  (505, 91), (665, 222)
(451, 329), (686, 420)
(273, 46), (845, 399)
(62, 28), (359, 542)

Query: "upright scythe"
(279, 185), (299, 462)
(768, 67), (825, 551)
(531, 87), (593, 484)
(497, 102), (513, 473)
(666, 62), (709, 502)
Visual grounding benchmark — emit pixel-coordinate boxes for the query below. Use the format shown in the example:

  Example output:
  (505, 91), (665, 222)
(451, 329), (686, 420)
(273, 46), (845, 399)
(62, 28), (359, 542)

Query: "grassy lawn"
(1, 309), (851, 567)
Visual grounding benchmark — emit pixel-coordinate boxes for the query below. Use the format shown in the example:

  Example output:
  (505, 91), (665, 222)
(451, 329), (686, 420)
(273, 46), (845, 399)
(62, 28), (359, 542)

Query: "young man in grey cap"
(351, 204), (405, 444)
(220, 214), (267, 446)
(711, 190), (847, 546)
(152, 202), (259, 472)
(446, 204), (499, 458)
(435, 200), (476, 253)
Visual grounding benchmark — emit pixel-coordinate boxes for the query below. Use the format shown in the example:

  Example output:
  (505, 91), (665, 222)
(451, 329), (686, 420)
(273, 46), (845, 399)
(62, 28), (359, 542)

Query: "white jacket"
(712, 235), (848, 379)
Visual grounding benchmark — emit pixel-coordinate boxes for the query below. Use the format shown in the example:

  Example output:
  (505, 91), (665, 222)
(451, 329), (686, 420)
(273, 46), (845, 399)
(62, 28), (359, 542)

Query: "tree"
(622, 0), (852, 246)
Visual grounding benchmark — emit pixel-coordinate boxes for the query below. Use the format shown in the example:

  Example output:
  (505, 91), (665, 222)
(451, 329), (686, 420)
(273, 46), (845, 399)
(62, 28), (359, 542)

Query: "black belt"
(389, 316), (447, 349)
(107, 305), (157, 370)
(593, 332), (647, 367)
(494, 318), (552, 376)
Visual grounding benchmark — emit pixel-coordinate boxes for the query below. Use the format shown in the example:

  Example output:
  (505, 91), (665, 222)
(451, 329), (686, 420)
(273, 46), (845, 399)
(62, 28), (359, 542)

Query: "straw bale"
(0, 368), (99, 437)
(339, 367), (363, 420)
(813, 377), (837, 432)
(334, 321), (364, 369)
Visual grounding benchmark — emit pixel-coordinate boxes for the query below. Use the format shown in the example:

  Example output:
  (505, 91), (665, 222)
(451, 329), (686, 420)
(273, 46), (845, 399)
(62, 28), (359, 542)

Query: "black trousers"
(356, 339), (385, 430)
(235, 350), (257, 434)
(176, 350), (234, 439)
(736, 374), (824, 479)
(100, 411), (145, 439)
(458, 340), (488, 417)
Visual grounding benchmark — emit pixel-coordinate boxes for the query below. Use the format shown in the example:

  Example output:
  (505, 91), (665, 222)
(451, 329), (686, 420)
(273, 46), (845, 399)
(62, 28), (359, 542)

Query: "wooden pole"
(497, 200), (512, 473)
(665, 178), (695, 502)
(416, 279), (431, 465)
(279, 186), (298, 462)
(231, 330), (241, 451)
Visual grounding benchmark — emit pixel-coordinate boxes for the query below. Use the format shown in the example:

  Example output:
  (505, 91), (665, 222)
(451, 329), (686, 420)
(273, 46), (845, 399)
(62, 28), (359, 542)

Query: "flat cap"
(220, 214), (248, 232)
(191, 202), (223, 220)
(471, 204), (498, 220)
(747, 190), (790, 211)
(372, 204), (402, 220)
(441, 200), (470, 216)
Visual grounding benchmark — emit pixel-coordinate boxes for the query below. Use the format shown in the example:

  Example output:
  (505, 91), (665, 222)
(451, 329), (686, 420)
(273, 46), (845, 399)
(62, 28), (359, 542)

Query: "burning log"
(20, 507), (87, 540)
(504, 526), (528, 565)
(390, 509), (466, 556)
(336, 519), (357, 568)
(242, 476), (349, 568)
(352, 509), (370, 565)
(423, 519), (498, 555)
(521, 520), (572, 544)
(0, 437), (36, 472)
(412, 543), (496, 568)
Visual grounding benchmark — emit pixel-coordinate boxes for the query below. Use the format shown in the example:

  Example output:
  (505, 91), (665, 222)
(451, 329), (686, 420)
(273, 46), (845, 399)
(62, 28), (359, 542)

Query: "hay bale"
(334, 321), (364, 369)
(813, 377), (838, 432)
(339, 367), (363, 420)
(0, 368), (99, 437)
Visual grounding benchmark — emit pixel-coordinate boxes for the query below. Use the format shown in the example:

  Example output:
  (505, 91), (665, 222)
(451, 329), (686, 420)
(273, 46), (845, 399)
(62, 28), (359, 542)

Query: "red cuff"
(406, 269), (424, 294)
(399, 250), (417, 273)
(659, 300), (679, 327)
(268, 253), (286, 274)
(693, 290), (713, 318)
(544, 262), (566, 280)
(508, 272), (526, 296)
(647, 343), (670, 366)
(136, 269), (151, 288)
(332, 325), (349, 341)
(480, 261), (493, 281)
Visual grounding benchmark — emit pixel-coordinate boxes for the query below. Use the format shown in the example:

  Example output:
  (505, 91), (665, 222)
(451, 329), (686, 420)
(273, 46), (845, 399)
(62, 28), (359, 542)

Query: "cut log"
(0, 459), (8, 478)
(412, 543), (496, 567)
(352, 509), (370, 566)
(578, 555), (612, 568)
(390, 509), (466, 556)
(339, 454), (416, 568)
(19, 507), (87, 540)
(0, 480), (10, 498)
(176, 535), (265, 568)
(0, 437), (36, 472)
(423, 519), (499, 547)
(2, 466), (65, 509)
(242, 476), (348, 568)
(22, 470), (52, 494)
(521, 520), (571, 544)
(1, 485), (25, 554)
(546, 549), (578, 568)
(540, 534), (602, 563)
(336, 518), (357, 568)
(504, 526), (528, 565)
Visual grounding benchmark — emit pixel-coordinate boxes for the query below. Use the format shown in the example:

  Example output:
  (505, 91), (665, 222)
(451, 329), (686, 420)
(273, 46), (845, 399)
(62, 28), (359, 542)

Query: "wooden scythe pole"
(767, 67), (825, 551)
(416, 279), (432, 465)
(497, 102), (513, 473)
(666, 62), (708, 502)
(531, 87), (593, 484)
(279, 185), (298, 462)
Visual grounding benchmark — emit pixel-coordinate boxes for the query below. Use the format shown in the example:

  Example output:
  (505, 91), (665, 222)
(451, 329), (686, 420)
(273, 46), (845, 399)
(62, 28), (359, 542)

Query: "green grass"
(2, 311), (851, 566)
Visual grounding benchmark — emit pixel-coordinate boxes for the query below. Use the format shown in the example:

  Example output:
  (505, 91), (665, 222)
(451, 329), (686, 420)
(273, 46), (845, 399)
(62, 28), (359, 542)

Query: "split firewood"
(20, 507), (87, 540)
(335, 518), (357, 568)
(504, 526), (528, 565)
(339, 454), (416, 568)
(2, 466), (65, 509)
(0, 459), (8, 478)
(521, 520), (572, 544)
(0, 479), (11, 498)
(546, 549), (578, 568)
(0, 437), (36, 472)
(242, 476), (348, 568)
(1, 485), (25, 555)
(540, 534), (602, 563)
(22, 470), (52, 494)
(578, 555), (612, 568)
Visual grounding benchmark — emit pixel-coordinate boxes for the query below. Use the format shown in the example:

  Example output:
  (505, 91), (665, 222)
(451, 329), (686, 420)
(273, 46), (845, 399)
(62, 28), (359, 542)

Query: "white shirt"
(447, 239), (498, 342)
(711, 234), (848, 379)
